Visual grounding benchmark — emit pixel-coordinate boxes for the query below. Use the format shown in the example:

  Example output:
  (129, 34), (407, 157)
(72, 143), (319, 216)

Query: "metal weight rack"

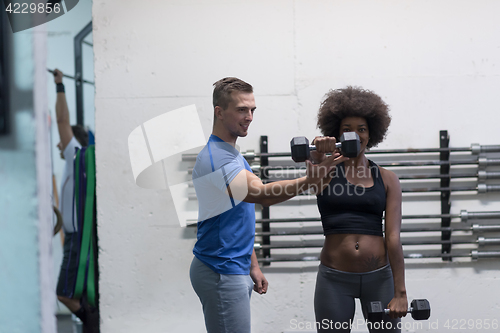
(182, 131), (500, 264)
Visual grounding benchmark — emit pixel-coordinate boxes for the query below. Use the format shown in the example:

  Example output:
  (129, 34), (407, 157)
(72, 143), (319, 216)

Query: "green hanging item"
(85, 145), (97, 306)
(73, 145), (97, 307)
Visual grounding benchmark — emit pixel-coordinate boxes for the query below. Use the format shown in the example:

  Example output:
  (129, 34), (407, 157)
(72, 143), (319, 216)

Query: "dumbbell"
(367, 299), (431, 321)
(290, 132), (360, 163)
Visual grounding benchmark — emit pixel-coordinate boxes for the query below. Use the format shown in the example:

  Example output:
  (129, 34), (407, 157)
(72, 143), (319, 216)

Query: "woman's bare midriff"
(320, 233), (388, 273)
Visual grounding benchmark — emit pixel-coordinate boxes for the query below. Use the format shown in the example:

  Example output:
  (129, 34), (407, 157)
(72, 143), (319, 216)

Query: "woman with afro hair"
(311, 86), (407, 332)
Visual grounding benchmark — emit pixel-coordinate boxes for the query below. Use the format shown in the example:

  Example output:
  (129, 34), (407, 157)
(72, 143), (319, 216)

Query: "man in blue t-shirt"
(190, 77), (348, 333)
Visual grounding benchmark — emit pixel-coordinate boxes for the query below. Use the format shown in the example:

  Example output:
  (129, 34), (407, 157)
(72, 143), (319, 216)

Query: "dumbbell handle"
(383, 306), (414, 315)
(309, 142), (342, 152)
(370, 299), (430, 321)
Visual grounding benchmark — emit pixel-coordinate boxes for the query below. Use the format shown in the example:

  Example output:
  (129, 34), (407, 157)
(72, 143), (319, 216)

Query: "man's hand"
(53, 68), (63, 84)
(250, 265), (268, 295)
(306, 152), (347, 182)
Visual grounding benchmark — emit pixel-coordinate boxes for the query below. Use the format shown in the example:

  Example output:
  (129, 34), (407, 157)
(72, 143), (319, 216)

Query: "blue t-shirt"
(192, 135), (255, 274)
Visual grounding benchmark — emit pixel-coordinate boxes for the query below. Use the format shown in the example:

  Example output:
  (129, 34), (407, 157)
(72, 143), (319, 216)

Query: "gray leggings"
(314, 264), (401, 333)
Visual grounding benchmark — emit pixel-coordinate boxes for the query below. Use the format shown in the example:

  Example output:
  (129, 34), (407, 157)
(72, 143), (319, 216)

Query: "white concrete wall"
(93, 1), (500, 332)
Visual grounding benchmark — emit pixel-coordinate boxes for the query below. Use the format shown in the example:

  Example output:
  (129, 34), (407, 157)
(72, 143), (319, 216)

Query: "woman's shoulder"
(369, 160), (399, 188)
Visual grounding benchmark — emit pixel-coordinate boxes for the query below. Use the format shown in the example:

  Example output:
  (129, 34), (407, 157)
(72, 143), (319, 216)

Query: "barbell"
(255, 250), (500, 263)
(255, 169), (500, 181)
(47, 68), (95, 85)
(181, 143), (500, 162)
(253, 210), (500, 224)
(186, 183), (500, 200)
(254, 224), (500, 237)
(253, 236), (500, 250)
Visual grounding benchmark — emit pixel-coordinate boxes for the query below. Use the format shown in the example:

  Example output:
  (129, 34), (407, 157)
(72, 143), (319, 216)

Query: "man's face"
(217, 91), (256, 139)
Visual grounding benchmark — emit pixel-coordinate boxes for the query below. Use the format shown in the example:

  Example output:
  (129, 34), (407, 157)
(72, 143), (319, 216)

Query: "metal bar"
(256, 251), (500, 262)
(473, 224), (500, 232)
(47, 69), (95, 85)
(255, 216), (460, 223)
(478, 146), (500, 153)
(468, 211), (500, 220)
(257, 217), (321, 223)
(181, 151), (290, 161)
(255, 242), (322, 249)
(181, 144), (500, 162)
(472, 251), (500, 259)
(257, 255), (321, 263)
(440, 130), (452, 260)
(259, 161), (481, 171)
(188, 163), (500, 176)
(255, 224), (500, 236)
(83, 40), (93, 47)
(366, 148), (471, 154)
(254, 236), (499, 250)
(477, 237), (500, 246)
(260, 136), (271, 265)
(378, 160), (476, 167)
(252, 152), (290, 158)
(248, 159), (500, 174)
(74, 21), (93, 126)
(187, 184), (500, 198)
(193, 216), (500, 230)
(400, 185), (500, 193)
(254, 211), (500, 223)
(399, 171), (500, 180)
(284, 185), (499, 195)
(262, 171), (500, 180)
(256, 227), (459, 237)
(367, 145), (500, 155)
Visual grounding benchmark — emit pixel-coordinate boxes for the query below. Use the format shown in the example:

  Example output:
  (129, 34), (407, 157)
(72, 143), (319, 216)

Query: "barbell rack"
(183, 131), (500, 263)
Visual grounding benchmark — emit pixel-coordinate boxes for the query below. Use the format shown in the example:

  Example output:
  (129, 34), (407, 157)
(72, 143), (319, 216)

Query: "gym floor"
(57, 314), (82, 333)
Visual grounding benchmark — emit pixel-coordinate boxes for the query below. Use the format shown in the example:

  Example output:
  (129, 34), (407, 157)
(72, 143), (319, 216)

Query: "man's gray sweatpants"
(190, 256), (254, 333)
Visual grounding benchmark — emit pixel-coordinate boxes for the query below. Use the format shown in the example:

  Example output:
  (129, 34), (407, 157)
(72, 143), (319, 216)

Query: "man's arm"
(250, 249), (268, 294)
(53, 69), (73, 150)
(228, 152), (347, 207)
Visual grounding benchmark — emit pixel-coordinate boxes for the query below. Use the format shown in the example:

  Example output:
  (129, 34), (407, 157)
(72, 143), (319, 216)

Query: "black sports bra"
(316, 160), (386, 237)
